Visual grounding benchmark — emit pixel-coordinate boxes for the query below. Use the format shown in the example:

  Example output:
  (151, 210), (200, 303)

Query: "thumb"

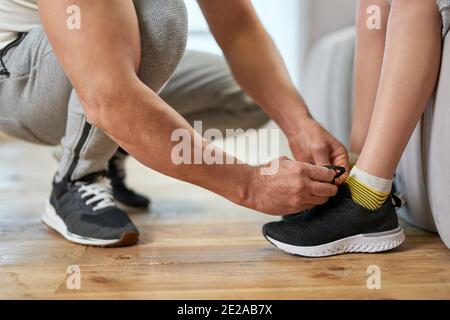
(310, 144), (331, 166)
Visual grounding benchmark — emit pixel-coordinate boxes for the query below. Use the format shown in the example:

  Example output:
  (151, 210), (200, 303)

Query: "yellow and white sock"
(346, 166), (392, 211)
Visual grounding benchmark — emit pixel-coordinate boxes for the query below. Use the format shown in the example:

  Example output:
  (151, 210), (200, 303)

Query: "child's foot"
(41, 173), (139, 247)
(281, 188), (344, 222)
(107, 148), (151, 212)
(262, 184), (405, 257)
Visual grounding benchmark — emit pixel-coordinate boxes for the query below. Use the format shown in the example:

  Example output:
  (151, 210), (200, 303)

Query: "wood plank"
(1, 140), (450, 300)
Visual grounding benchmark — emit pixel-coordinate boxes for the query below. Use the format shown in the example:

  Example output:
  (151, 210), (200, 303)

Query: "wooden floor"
(1, 138), (450, 300)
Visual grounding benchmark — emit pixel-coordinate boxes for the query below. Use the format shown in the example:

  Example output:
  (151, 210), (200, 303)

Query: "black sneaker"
(282, 210), (309, 222)
(281, 190), (344, 222)
(41, 174), (139, 247)
(107, 148), (150, 212)
(262, 185), (405, 257)
(281, 165), (347, 222)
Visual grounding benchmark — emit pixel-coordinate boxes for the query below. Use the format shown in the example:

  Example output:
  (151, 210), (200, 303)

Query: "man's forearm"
(93, 78), (253, 205)
(36, 0), (342, 217)
(37, 0), (252, 206)
(219, 21), (312, 137)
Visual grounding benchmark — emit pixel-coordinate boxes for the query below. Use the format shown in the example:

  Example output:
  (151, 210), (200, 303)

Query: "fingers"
(306, 164), (336, 183)
(310, 181), (338, 197)
(334, 154), (350, 184)
(303, 181), (338, 208)
(304, 194), (330, 206)
(292, 150), (311, 164)
(334, 172), (349, 185)
(330, 140), (350, 184)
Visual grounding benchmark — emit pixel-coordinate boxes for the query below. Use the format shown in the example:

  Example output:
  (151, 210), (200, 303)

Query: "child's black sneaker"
(262, 185), (405, 257)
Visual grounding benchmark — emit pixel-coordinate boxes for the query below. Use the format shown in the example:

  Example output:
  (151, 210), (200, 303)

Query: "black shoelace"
(323, 165), (346, 184)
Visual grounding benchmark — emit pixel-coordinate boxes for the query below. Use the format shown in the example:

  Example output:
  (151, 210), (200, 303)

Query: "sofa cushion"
(396, 34), (450, 243)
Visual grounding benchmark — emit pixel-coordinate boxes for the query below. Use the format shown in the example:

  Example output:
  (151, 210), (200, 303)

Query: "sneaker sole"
(41, 201), (139, 247)
(263, 226), (405, 258)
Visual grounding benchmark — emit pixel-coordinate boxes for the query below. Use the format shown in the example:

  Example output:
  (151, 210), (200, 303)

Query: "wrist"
(234, 165), (269, 212)
(228, 164), (255, 207)
(200, 163), (255, 208)
(282, 113), (315, 141)
(266, 95), (312, 139)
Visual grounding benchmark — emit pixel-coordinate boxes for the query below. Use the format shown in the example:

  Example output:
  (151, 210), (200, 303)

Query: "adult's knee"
(133, 0), (188, 92)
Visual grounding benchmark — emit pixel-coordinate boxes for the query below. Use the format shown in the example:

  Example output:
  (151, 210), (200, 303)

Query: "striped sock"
(345, 166), (392, 211)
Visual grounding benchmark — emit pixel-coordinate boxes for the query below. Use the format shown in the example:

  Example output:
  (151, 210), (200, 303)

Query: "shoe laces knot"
(77, 177), (116, 211)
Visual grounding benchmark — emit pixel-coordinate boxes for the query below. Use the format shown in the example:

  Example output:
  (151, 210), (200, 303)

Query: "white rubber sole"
(265, 226), (405, 257)
(41, 200), (122, 247)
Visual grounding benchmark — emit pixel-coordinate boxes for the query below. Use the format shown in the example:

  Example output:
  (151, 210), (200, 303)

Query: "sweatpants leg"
(57, 0), (188, 181)
(0, 27), (70, 146)
(160, 51), (270, 133)
(55, 92), (119, 182)
(0, 0), (188, 182)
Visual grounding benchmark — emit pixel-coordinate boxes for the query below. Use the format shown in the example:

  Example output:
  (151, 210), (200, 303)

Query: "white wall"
(185, 0), (358, 158)
(299, 0), (357, 47)
(185, 0), (301, 86)
(186, 0), (357, 87)
(297, 0), (357, 89)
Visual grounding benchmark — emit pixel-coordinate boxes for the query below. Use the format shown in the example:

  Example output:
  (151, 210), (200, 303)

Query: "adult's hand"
(242, 157), (338, 215)
(288, 117), (349, 184)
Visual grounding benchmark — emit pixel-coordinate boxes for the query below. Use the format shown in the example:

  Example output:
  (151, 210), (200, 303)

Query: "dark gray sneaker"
(262, 185), (405, 257)
(41, 174), (139, 247)
(107, 148), (151, 212)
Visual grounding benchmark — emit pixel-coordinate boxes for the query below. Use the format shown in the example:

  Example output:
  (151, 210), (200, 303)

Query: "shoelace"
(77, 177), (117, 211)
(323, 165), (346, 184)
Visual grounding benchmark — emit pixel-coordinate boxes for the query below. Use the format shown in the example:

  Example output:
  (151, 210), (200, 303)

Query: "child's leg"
(350, 0), (391, 155)
(348, 0), (442, 210)
(357, 0), (442, 179)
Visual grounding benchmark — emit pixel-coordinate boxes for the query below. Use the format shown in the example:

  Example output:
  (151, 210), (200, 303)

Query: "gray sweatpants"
(0, 0), (268, 182)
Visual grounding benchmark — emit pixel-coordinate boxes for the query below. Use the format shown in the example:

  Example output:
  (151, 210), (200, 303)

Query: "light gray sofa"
(303, 27), (450, 248)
